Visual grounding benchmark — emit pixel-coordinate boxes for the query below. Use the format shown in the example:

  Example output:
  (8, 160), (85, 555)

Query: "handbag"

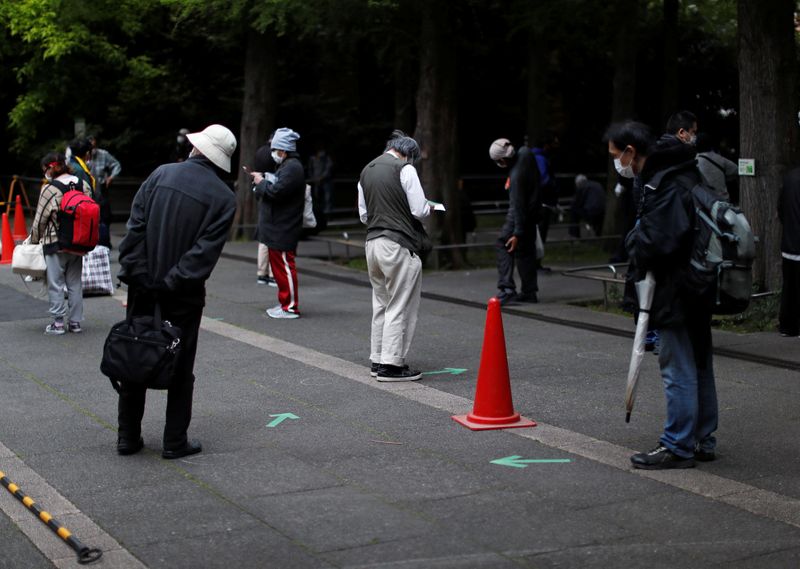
(100, 299), (182, 392)
(302, 184), (317, 228)
(12, 238), (46, 277)
(81, 245), (114, 296)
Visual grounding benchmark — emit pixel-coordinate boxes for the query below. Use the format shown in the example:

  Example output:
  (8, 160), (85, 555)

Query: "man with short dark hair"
(665, 110), (698, 146)
(606, 120), (718, 470)
(116, 124), (237, 459)
(358, 130), (431, 382)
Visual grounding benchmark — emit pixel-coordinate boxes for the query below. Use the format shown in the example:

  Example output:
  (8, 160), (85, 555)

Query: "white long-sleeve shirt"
(357, 151), (431, 224)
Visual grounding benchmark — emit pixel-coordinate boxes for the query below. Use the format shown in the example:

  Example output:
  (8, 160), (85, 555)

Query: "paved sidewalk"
(0, 236), (799, 568)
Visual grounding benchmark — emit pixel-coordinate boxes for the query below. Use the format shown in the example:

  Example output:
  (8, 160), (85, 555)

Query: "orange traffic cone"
(452, 297), (537, 430)
(12, 195), (27, 241)
(1, 213), (14, 264)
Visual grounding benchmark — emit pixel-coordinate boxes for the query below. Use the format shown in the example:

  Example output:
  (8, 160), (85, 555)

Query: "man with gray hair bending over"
(358, 130), (432, 382)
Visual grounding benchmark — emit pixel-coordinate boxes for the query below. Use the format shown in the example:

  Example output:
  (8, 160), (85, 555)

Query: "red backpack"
(49, 179), (100, 254)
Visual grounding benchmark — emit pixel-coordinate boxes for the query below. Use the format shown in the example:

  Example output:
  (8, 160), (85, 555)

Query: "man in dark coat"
(778, 166), (800, 336)
(250, 127), (305, 319)
(607, 120), (717, 470)
(116, 124), (237, 459)
(489, 138), (541, 305)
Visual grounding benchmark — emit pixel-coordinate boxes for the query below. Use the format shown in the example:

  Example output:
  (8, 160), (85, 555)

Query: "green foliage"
(713, 291), (780, 333)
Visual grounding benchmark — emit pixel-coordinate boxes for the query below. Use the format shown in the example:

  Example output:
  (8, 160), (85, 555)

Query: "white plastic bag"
(303, 184), (317, 229)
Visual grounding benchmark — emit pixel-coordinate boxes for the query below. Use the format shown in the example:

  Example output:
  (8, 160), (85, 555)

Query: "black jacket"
(255, 153), (305, 251)
(118, 156), (236, 295)
(506, 146), (542, 239)
(779, 166), (800, 255)
(626, 135), (709, 328)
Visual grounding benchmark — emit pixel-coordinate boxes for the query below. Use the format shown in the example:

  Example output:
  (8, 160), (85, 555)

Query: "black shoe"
(376, 364), (422, 382)
(162, 439), (203, 459)
(630, 444), (695, 470)
(694, 448), (716, 462)
(371, 362), (408, 377)
(516, 293), (538, 303)
(117, 437), (144, 456)
(497, 291), (517, 306)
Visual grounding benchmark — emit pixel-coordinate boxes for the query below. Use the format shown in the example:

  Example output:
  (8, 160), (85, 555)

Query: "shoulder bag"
(100, 299), (182, 392)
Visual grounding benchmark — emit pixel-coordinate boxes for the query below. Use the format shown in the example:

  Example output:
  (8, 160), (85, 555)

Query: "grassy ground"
(577, 283), (780, 334)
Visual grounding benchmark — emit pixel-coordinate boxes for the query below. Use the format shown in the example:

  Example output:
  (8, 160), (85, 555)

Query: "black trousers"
(780, 257), (800, 335)
(496, 212), (538, 296)
(117, 284), (204, 450)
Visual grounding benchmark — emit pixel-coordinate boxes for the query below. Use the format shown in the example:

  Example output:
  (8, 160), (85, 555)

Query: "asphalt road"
(1, 239), (799, 569)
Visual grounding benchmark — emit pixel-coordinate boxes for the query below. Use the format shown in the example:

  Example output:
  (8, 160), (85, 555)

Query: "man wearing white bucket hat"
(116, 124), (237, 460)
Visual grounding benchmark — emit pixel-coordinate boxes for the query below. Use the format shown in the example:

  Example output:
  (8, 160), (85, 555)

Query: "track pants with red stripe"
(268, 249), (299, 313)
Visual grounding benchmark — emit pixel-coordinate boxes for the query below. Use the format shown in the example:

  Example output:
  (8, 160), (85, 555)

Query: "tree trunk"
(602, 0), (639, 241)
(232, 28), (276, 239)
(526, 28), (548, 145)
(661, 0), (679, 120)
(738, 0), (797, 291)
(413, 3), (463, 268)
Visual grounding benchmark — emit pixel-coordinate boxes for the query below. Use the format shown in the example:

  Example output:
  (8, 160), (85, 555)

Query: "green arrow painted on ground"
(421, 368), (468, 376)
(266, 413), (299, 428)
(490, 455), (572, 468)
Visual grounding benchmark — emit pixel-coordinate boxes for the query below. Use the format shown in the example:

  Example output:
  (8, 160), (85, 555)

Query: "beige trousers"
(366, 237), (422, 366)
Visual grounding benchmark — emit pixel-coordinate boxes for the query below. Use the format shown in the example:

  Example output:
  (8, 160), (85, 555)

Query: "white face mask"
(271, 151), (284, 164)
(44, 173), (53, 181)
(614, 148), (635, 179)
(687, 134), (697, 146)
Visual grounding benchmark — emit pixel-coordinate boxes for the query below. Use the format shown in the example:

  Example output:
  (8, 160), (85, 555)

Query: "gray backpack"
(684, 184), (756, 314)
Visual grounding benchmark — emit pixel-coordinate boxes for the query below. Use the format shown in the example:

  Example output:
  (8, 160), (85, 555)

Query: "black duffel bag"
(100, 300), (182, 392)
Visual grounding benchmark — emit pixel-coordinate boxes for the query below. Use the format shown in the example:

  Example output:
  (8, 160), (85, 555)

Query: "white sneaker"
(266, 305), (299, 319)
(44, 322), (66, 335)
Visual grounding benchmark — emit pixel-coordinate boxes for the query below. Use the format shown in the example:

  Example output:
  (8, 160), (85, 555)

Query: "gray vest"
(360, 153), (427, 253)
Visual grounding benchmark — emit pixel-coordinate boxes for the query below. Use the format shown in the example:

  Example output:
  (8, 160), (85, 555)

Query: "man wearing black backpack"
(116, 124), (237, 459)
(606, 121), (718, 470)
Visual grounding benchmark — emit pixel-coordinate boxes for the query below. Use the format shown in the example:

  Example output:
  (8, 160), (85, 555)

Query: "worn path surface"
(1, 238), (799, 569)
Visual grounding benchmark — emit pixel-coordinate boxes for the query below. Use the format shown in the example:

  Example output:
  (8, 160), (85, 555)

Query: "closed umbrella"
(624, 271), (656, 423)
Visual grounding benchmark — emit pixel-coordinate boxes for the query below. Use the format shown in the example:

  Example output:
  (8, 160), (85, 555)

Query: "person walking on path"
(88, 135), (122, 246)
(489, 138), (540, 306)
(250, 127), (305, 319)
(253, 134), (277, 287)
(531, 131), (559, 248)
(358, 130), (432, 382)
(779, 166), (800, 337)
(29, 152), (93, 335)
(607, 120), (718, 470)
(116, 124), (237, 459)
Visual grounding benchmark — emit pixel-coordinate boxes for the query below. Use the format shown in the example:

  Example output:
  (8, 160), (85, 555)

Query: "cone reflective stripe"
(12, 195), (27, 240)
(0, 470), (102, 564)
(0, 213), (14, 264)
(452, 297), (536, 430)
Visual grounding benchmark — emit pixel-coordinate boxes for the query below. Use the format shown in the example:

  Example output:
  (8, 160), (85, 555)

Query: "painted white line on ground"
(0, 441), (147, 569)
(202, 316), (800, 530)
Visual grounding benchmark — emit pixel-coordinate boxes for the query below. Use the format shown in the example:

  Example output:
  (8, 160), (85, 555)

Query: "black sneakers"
(375, 364), (422, 382)
(162, 439), (203, 460)
(371, 363), (411, 377)
(630, 444), (695, 470)
(117, 436), (144, 456)
(694, 448), (716, 462)
(497, 290), (517, 306)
